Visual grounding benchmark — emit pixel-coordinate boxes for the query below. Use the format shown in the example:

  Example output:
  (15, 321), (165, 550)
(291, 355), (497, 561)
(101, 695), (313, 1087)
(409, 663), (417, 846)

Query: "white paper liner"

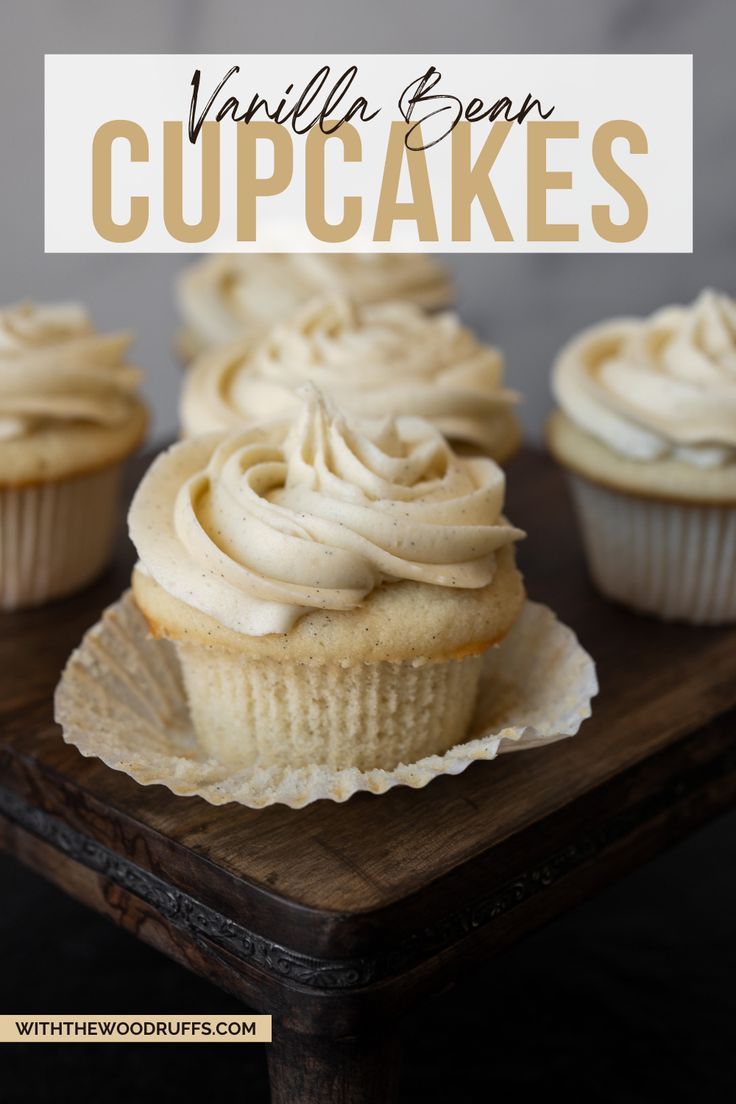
(0, 466), (122, 610)
(568, 473), (736, 625)
(54, 592), (598, 809)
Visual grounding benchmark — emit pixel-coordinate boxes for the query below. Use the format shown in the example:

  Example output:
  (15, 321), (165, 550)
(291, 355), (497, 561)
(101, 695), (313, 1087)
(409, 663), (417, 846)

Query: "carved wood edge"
(1, 718), (735, 993)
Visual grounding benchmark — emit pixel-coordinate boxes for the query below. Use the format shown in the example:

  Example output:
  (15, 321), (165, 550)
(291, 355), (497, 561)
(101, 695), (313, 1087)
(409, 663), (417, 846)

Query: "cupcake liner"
(54, 592), (597, 809)
(0, 465), (123, 610)
(177, 642), (484, 771)
(568, 473), (736, 625)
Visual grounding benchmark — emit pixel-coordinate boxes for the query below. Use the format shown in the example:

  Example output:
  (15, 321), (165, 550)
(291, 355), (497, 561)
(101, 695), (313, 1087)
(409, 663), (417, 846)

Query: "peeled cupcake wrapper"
(568, 473), (736, 625)
(177, 642), (485, 772)
(54, 593), (598, 809)
(0, 466), (123, 610)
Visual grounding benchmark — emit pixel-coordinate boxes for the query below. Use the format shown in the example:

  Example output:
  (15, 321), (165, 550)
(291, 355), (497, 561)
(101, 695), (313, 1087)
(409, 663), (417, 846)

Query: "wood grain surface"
(1, 447), (735, 1049)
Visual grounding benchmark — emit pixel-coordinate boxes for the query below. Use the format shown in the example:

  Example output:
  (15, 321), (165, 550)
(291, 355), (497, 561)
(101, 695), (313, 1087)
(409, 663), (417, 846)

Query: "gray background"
(4, 0), (733, 441)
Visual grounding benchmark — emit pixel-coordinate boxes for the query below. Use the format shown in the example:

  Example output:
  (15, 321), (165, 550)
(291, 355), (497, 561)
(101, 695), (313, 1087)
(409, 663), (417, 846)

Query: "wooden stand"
(2, 449), (735, 1102)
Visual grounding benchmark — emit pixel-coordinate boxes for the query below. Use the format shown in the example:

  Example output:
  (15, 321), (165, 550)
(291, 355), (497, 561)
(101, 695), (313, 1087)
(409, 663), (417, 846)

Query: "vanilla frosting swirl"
(130, 387), (523, 636)
(0, 301), (142, 441)
(181, 295), (519, 455)
(177, 253), (454, 351)
(553, 290), (736, 467)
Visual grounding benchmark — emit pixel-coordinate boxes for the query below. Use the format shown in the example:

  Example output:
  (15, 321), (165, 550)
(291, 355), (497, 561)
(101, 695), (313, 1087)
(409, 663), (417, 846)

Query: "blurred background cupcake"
(0, 301), (147, 609)
(180, 294), (520, 462)
(129, 386), (524, 772)
(175, 252), (454, 362)
(548, 290), (736, 624)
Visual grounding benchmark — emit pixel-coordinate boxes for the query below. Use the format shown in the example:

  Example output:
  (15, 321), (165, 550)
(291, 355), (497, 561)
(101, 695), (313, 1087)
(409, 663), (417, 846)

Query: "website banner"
(0, 1015), (272, 1043)
(44, 53), (692, 253)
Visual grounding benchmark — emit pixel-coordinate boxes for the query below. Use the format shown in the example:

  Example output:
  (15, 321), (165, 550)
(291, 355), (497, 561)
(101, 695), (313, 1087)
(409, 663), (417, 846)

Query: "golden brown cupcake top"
(176, 252), (454, 355)
(553, 289), (736, 469)
(0, 301), (146, 485)
(130, 386), (523, 637)
(181, 295), (519, 459)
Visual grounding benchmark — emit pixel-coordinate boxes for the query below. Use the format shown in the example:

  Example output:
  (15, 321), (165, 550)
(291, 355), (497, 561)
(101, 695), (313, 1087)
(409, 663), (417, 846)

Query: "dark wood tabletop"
(2, 446), (735, 1103)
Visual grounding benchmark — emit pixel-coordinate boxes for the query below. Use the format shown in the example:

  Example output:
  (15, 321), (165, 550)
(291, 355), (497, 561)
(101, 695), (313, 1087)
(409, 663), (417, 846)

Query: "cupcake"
(175, 252), (454, 361)
(129, 386), (525, 771)
(181, 295), (520, 461)
(0, 301), (147, 610)
(548, 289), (736, 624)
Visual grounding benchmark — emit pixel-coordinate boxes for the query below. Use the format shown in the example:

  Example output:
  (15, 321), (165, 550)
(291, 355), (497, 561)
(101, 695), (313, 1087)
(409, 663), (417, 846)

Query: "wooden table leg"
(267, 1023), (400, 1104)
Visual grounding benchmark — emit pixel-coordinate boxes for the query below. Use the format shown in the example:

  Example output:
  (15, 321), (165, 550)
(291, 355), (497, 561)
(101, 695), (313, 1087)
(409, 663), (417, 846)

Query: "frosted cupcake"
(129, 387), (525, 771)
(548, 289), (736, 624)
(0, 301), (147, 609)
(181, 295), (520, 461)
(176, 252), (454, 361)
